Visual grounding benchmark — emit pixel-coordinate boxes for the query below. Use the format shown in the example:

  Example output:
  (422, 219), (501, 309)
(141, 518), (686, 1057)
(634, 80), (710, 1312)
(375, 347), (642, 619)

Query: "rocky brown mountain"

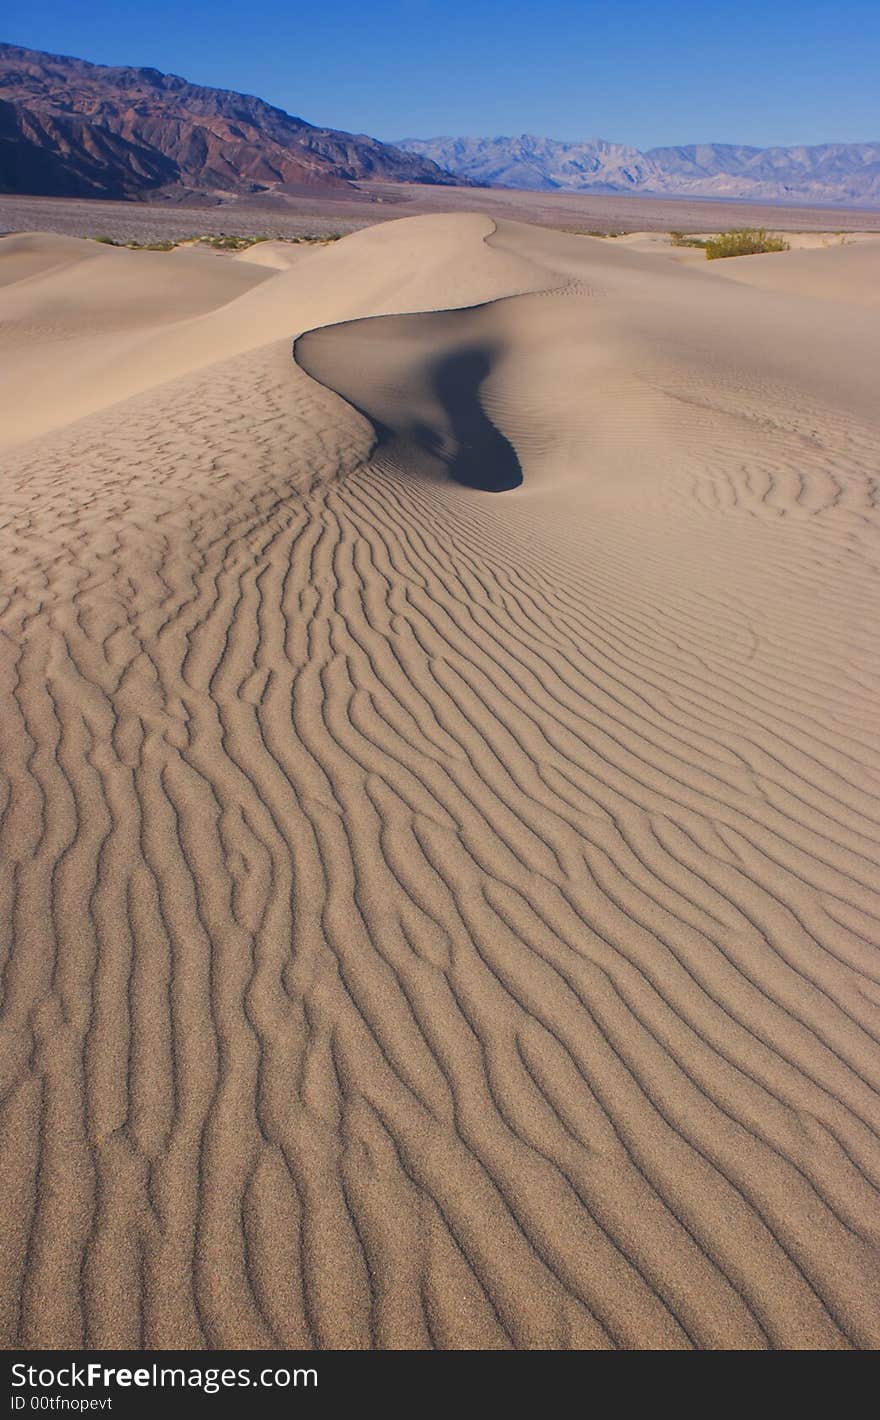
(0, 43), (458, 202)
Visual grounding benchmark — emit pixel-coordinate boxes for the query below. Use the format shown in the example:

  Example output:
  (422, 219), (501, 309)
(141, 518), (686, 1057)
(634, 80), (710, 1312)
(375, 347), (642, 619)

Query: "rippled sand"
(1, 216), (879, 1348)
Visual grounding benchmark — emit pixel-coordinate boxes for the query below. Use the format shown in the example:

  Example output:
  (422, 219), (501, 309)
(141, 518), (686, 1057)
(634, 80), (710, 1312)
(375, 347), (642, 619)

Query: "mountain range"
(0, 43), (457, 203)
(2, 43), (878, 210)
(398, 134), (880, 206)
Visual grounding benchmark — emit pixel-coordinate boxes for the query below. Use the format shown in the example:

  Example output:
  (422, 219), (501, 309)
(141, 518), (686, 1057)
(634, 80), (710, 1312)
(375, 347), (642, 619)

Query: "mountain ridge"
(0, 42), (460, 203)
(397, 133), (880, 206)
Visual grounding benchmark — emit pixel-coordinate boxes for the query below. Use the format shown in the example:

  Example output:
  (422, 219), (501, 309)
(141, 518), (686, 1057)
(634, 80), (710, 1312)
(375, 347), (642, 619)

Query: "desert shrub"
(199, 235), (256, 250)
(198, 233), (344, 250)
(670, 231), (709, 248)
(94, 237), (181, 251)
(704, 228), (789, 260)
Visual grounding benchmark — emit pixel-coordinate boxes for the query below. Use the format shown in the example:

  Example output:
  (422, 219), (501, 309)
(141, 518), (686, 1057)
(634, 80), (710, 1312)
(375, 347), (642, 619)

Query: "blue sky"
(6, 1), (879, 148)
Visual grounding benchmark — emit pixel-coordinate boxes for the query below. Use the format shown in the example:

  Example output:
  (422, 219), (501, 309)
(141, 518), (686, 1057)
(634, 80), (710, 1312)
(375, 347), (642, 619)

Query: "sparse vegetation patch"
(198, 234), (271, 251)
(198, 233), (342, 250)
(670, 231), (709, 248)
(704, 228), (789, 260)
(92, 236), (186, 250)
(91, 231), (343, 253)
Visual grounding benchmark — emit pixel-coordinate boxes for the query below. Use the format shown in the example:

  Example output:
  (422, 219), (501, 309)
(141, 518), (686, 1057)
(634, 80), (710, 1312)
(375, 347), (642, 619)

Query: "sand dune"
(0, 216), (548, 447)
(710, 237), (880, 306)
(234, 240), (314, 271)
(1, 214), (879, 1350)
(0, 233), (274, 446)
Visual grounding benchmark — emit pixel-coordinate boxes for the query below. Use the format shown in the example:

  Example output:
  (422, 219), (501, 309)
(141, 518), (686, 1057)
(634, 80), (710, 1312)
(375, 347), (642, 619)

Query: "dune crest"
(1, 214), (879, 1349)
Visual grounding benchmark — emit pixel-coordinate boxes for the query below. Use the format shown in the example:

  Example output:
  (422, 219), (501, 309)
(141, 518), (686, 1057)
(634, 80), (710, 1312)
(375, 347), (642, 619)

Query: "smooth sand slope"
(0, 234), (274, 446)
(1, 216), (879, 1349)
(709, 237), (880, 307)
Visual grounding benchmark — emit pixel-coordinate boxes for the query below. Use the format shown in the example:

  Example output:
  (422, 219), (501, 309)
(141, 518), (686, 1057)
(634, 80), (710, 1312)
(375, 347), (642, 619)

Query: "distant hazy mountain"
(0, 43), (459, 203)
(397, 134), (880, 205)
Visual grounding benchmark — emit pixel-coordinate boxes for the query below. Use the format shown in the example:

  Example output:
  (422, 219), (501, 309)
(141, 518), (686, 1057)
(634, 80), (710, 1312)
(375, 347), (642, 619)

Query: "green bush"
(704, 228), (789, 260)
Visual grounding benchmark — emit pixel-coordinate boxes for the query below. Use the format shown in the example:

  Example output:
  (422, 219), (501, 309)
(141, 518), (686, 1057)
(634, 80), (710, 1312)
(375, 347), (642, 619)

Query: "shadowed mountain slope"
(0, 43), (459, 202)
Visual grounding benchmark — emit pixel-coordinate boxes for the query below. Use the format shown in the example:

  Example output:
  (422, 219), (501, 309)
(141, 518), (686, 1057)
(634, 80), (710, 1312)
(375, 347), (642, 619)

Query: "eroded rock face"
(0, 42), (460, 202)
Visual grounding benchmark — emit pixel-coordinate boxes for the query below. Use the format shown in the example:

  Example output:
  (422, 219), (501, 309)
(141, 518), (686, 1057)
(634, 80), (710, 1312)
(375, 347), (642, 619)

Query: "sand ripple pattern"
(2, 226), (880, 1349)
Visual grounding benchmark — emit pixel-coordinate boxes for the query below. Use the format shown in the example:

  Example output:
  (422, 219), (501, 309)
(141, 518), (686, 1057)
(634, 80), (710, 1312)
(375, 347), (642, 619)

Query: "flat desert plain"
(1, 214), (879, 1349)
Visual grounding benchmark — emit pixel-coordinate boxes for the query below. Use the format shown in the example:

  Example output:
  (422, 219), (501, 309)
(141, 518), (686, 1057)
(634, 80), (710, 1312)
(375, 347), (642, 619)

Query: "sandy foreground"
(1, 215), (879, 1349)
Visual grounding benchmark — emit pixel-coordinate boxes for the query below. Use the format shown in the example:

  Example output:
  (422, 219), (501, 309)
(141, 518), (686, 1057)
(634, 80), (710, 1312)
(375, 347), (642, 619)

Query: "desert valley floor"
(1, 213), (879, 1349)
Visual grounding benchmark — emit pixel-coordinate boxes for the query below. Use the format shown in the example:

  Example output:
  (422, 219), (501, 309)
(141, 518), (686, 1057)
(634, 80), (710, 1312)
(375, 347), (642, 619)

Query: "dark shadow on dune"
(293, 329), (522, 493)
(428, 347), (522, 492)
